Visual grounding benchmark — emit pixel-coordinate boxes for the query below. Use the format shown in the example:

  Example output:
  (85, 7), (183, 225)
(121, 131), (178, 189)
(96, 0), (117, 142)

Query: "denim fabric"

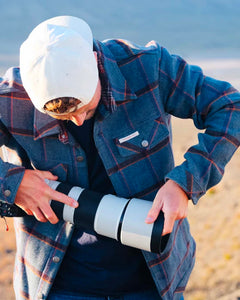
(0, 38), (239, 300)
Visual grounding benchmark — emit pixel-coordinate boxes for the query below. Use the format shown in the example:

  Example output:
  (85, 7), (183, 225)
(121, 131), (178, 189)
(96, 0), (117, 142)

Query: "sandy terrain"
(172, 118), (240, 300)
(0, 117), (239, 300)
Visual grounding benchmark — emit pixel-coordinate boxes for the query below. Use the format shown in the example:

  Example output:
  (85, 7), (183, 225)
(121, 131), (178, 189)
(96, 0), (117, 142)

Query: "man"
(0, 15), (239, 300)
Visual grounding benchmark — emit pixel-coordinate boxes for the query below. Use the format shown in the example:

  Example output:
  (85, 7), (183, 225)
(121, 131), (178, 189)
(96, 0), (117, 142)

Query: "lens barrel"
(47, 180), (165, 253)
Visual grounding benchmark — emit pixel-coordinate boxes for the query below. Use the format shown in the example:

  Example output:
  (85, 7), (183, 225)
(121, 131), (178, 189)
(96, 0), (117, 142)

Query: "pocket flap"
(115, 119), (169, 157)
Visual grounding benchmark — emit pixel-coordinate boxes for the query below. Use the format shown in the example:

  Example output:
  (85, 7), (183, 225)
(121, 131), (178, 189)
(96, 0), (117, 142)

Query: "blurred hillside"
(1, 0), (240, 72)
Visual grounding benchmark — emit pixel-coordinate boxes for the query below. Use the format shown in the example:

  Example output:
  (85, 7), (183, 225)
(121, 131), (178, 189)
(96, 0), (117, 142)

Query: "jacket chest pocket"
(105, 117), (173, 200)
(114, 117), (170, 158)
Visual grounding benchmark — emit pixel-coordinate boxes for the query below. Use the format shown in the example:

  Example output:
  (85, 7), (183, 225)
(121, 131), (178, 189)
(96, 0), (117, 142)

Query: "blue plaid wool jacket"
(0, 39), (240, 300)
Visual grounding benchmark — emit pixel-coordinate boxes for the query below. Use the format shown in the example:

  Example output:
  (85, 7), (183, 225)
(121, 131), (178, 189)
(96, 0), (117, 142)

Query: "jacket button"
(3, 190), (11, 197)
(53, 256), (60, 263)
(141, 140), (149, 148)
(76, 156), (84, 162)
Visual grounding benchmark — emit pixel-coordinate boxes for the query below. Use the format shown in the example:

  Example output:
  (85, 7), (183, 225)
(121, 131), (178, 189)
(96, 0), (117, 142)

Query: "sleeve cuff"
(165, 165), (206, 204)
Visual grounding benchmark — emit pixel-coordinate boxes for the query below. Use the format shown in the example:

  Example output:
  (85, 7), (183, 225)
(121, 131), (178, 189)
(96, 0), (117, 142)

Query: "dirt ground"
(173, 118), (240, 300)
(0, 117), (239, 300)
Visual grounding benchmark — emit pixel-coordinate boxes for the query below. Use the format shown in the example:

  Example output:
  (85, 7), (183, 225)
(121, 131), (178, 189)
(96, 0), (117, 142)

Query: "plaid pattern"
(0, 39), (239, 300)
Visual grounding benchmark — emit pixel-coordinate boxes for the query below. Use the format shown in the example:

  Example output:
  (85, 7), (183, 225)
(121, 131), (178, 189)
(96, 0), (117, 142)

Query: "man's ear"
(93, 51), (97, 61)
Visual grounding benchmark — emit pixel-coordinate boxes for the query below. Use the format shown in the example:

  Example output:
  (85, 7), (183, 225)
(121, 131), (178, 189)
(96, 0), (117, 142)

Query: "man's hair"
(44, 97), (81, 114)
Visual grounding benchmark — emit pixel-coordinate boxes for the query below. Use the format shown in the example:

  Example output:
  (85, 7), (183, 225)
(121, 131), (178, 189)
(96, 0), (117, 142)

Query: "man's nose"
(70, 113), (86, 126)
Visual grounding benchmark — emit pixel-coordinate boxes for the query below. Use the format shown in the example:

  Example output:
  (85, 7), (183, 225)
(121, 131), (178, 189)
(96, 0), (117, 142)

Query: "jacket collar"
(94, 40), (137, 103)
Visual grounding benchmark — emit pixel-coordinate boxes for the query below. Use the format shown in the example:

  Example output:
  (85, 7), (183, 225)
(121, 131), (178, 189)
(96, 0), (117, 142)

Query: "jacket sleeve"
(158, 47), (240, 204)
(0, 121), (25, 205)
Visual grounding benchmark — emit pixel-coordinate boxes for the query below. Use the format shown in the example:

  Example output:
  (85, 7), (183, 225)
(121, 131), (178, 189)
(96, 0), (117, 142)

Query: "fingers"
(145, 180), (189, 236)
(162, 206), (188, 235)
(145, 202), (177, 235)
(40, 204), (59, 224)
(39, 182), (78, 223)
(40, 189), (79, 224)
(145, 201), (162, 224)
(51, 189), (79, 208)
(16, 169), (78, 224)
(25, 209), (33, 216)
(35, 185), (78, 224)
(23, 204), (59, 224)
(162, 212), (177, 236)
(37, 171), (78, 208)
(32, 208), (48, 223)
(146, 207), (186, 236)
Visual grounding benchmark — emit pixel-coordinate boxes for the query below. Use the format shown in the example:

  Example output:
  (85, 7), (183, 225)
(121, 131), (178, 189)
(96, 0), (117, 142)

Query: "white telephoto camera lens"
(46, 179), (166, 253)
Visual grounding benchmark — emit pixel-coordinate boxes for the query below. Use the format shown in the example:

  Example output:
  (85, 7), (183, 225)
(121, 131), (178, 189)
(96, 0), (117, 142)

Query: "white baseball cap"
(20, 16), (98, 113)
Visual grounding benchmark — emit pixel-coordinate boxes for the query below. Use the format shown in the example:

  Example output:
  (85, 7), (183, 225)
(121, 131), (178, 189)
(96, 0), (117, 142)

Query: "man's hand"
(145, 180), (188, 235)
(15, 169), (78, 224)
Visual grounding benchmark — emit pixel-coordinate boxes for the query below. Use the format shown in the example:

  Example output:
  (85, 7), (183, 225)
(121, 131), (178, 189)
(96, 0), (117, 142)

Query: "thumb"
(145, 202), (163, 224)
